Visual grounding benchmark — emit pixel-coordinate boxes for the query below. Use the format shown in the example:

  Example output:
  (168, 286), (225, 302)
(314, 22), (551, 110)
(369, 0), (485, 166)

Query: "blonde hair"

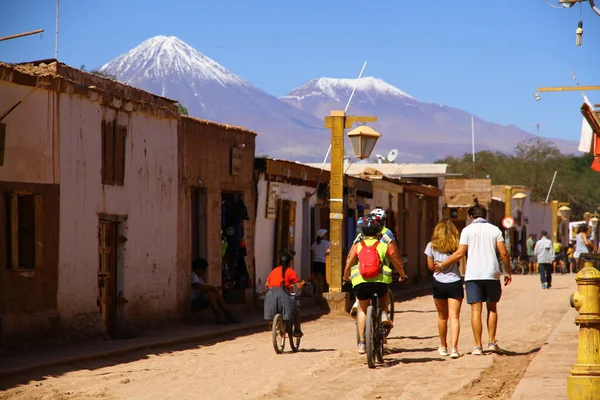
(430, 218), (459, 254)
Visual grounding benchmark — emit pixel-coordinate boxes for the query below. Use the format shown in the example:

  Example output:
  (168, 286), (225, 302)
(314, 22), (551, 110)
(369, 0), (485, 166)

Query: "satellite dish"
(387, 149), (399, 163)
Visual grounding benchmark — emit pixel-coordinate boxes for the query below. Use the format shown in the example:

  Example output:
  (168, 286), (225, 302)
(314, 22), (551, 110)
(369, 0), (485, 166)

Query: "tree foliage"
(176, 103), (189, 115)
(436, 138), (600, 220)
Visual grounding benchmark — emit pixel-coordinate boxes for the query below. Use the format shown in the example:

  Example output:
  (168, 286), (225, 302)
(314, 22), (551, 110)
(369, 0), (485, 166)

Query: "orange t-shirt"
(267, 266), (299, 290)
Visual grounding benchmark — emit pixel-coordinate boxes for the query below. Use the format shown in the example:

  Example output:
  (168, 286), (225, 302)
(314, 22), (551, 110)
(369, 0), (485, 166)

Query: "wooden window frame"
(101, 119), (126, 186)
(8, 192), (44, 270)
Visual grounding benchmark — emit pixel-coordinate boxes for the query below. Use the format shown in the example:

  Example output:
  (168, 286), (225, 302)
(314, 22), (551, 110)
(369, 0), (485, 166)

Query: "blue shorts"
(465, 280), (502, 304)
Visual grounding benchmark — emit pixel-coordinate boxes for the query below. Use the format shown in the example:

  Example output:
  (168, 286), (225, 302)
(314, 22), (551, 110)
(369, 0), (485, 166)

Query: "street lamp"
(559, 205), (572, 220)
(558, 0), (600, 17)
(324, 110), (380, 295)
(347, 125), (381, 160)
(513, 192), (527, 210)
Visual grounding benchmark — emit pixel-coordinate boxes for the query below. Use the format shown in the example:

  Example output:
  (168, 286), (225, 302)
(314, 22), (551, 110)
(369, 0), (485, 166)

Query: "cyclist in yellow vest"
(343, 215), (408, 354)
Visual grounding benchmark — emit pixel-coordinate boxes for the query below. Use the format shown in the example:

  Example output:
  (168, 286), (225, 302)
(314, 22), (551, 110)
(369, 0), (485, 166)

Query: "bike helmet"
(371, 207), (387, 221)
(361, 215), (382, 237)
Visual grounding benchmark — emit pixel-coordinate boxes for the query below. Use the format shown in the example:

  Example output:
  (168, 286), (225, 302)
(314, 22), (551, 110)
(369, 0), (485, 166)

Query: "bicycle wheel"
(289, 315), (301, 352)
(272, 314), (286, 354)
(384, 288), (394, 338)
(376, 307), (384, 363)
(365, 305), (376, 369)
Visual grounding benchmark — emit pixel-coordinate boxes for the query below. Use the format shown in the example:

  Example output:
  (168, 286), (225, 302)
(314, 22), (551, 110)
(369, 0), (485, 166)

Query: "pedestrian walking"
(311, 229), (330, 298)
(574, 224), (595, 271)
(434, 201), (511, 355)
(526, 234), (536, 274)
(424, 219), (464, 359)
(534, 231), (554, 289)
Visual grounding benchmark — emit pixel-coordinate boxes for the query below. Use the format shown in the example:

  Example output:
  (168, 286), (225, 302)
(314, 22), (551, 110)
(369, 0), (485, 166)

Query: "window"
(8, 193), (43, 270)
(101, 119), (126, 186)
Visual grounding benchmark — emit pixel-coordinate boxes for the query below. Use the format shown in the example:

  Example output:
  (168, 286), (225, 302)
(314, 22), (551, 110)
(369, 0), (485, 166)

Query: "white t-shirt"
(534, 237), (554, 264)
(311, 240), (330, 263)
(460, 218), (504, 281)
(191, 271), (206, 300)
(424, 242), (461, 283)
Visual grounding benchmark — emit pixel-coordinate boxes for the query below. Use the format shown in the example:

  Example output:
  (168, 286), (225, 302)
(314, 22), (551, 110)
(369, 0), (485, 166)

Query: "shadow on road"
(388, 335), (437, 340)
(385, 347), (437, 355)
(496, 347), (541, 356)
(395, 310), (436, 314)
(379, 356), (445, 368)
(296, 348), (336, 353)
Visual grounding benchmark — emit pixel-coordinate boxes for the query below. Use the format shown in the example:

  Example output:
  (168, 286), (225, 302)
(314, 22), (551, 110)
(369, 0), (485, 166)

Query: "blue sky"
(2, 0), (599, 143)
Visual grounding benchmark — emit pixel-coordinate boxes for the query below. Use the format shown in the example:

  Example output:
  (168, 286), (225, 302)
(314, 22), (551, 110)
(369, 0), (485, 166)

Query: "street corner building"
(0, 60), (256, 347)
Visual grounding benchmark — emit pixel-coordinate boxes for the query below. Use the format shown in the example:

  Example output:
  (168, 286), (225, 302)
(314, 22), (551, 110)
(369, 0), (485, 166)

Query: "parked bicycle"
(510, 257), (529, 275)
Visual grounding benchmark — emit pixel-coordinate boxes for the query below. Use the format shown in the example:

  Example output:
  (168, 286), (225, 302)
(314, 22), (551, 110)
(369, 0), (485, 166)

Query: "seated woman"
(264, 251), (305, 337)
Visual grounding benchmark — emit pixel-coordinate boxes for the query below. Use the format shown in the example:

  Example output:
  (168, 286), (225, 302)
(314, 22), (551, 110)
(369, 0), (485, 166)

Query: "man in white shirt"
(435, 203), (511, 355)
(534, 231), (554, 289)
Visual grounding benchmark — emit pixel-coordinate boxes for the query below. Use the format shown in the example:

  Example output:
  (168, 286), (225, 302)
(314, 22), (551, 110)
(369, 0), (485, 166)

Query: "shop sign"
(266, 181), (280, 219)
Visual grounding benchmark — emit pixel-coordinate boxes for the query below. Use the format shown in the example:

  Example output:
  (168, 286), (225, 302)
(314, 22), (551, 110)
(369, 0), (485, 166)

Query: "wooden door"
(98, 220), (118, 335)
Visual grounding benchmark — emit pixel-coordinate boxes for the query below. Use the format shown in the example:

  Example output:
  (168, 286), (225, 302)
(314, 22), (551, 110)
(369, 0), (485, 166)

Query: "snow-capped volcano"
(283, 76), (415, 103)
(99, 36), (249, 92)
(98, 36), (577, 162)
(100, 36), (329, 159)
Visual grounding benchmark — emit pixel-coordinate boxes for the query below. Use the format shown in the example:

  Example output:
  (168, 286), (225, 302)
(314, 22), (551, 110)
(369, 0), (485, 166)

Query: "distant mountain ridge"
(100, 36), (578, 162)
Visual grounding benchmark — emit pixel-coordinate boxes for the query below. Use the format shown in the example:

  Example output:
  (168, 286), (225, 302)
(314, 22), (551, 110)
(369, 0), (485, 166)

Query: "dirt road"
(0, 274), (576, 400)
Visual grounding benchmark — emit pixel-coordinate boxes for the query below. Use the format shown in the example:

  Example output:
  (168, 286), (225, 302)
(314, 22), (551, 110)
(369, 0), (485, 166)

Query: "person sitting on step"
(191, 258), (240, 325)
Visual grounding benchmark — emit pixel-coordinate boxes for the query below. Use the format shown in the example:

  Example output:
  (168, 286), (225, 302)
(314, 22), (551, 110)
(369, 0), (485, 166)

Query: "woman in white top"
(311, 229), (330, 297)
(574, 224), (595, 269)
(424, 219), (464, 359)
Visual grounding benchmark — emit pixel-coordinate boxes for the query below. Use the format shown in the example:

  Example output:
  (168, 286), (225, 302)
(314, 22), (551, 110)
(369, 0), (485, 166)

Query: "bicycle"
(271, 288), (301, 354)
(355, 286), (394, 344)
(510, 257), (528, 275)
(365, 292), (385, 368)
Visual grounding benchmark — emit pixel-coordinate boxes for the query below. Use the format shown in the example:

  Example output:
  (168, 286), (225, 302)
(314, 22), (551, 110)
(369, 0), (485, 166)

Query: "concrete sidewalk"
(0, 283), (431, 381)
(511, 307), (579, 400)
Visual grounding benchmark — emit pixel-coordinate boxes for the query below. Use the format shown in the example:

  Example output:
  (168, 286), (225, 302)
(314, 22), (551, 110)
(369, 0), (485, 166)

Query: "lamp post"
(551, 201), (571, 244)
(504, 186), (527, 219)
(324, 111), (380, 295)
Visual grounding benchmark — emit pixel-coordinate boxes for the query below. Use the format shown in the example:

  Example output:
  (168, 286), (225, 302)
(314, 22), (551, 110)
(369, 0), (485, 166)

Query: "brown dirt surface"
(0, 274), (576, 400)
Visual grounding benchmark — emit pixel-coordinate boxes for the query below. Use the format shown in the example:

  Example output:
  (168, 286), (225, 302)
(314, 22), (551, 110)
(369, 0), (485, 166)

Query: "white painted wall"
(57, 94), (179, 330)
(527, 202), (552, 242)
(0, 82), (56, 184)
(254, 175), (317, 288)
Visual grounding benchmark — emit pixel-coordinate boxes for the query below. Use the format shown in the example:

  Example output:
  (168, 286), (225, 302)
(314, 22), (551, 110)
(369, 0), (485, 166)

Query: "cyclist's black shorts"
(353, 282), (388, 301)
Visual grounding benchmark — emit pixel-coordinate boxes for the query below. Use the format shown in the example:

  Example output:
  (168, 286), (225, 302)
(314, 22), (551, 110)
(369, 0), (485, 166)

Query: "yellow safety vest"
(350, 238), (393, 286)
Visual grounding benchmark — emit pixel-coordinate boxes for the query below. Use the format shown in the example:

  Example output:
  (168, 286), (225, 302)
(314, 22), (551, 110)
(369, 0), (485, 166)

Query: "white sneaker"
(438, 346), (448, 356)
(357, 342), (366, 354)
(488, 342), (501, 353)
(350, 299), (359, 318)
(381, 311), (393, 328)
(450, 348), (461, 359)
(472, 346), (483, 355)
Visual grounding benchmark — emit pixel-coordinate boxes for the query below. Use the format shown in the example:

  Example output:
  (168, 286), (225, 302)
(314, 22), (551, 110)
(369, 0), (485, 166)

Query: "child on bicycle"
(343, 215), (408, 354)
(264, 251), (305, 337)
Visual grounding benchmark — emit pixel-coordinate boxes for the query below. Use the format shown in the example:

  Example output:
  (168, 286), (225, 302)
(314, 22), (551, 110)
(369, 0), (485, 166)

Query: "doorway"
(98, 218), (122, 336)
(221, 192), (251, 304)
(274, 199), (297, 261)
(191, 187), (208, 262)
